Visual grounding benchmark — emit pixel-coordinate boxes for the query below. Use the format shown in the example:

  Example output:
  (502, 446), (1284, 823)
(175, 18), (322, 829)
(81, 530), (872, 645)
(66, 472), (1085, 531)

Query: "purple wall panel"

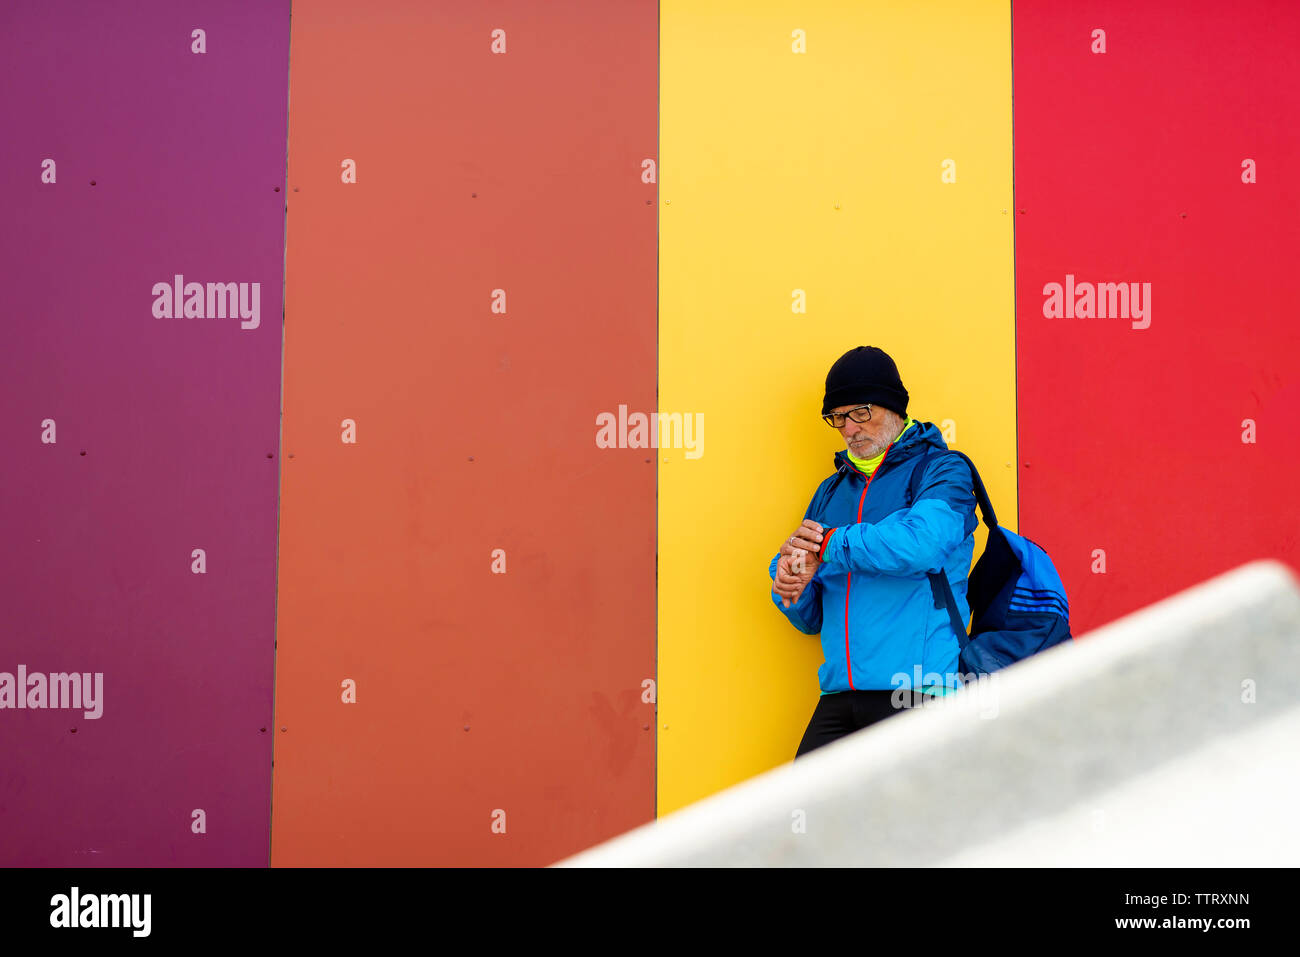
(0, 0), (289, 865)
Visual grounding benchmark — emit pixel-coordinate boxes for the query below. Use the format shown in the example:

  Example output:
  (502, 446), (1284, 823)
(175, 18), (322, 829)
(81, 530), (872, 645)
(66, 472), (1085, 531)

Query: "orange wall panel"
(271, 0), (658, 866)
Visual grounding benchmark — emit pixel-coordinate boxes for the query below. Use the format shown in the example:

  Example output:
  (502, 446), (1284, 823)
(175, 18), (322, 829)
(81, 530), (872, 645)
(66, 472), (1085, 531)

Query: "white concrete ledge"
(554, 560), (1300, 867)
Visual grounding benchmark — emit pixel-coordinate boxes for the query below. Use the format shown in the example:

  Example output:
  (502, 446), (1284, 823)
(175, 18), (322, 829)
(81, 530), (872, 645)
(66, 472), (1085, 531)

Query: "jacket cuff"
(817, 527), (836, 560)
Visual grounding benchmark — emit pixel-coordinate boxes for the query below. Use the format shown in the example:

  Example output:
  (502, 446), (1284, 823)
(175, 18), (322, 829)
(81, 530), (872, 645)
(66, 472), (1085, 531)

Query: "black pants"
(794, 689), (929, 759)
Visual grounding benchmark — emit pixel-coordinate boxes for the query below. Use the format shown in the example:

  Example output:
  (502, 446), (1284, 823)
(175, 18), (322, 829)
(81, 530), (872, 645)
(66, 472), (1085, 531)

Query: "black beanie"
(821, 346), (909, 418)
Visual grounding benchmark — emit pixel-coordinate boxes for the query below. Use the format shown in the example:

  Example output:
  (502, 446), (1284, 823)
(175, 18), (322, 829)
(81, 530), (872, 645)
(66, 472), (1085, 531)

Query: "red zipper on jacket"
(842, 443), (890, 690)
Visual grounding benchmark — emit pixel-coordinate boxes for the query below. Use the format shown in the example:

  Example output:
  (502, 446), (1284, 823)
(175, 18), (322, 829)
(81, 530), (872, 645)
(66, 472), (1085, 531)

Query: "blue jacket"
(768, 420), (978, 693)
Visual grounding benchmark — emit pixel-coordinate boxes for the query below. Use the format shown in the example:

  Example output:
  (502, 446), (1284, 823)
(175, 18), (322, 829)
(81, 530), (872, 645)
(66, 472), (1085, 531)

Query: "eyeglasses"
(822, 404), (873, 428)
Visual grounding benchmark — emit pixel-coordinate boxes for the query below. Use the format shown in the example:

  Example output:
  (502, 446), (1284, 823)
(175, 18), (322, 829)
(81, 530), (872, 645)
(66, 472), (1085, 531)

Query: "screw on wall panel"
(288, 453), (294, 459)
(1018, 209), (1025, 214)
(266, 453), (273, 459)
(280, 727), (287, 732)
(646, 199), (652, 205)
(644, 458), (651, 463)
(70, 728), (77, 733)
(468, 456), (475, 462)
(642, 724), (650, 731)
(80, 450), (86, 456)
(464, 725), (470, 731)
(90, 180), (96, 186)
(1180, 212), (1187, 218)
(1024, 462), (1031, 468)
(274, 186), (280, 192)
(293, 187), (299, 192)
(260, 727), (267, 733)
(471, 193), (477, 198)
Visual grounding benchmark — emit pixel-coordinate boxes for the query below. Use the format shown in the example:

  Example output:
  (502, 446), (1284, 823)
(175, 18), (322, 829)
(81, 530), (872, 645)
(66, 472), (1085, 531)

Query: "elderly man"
(769, 346), (978, 759)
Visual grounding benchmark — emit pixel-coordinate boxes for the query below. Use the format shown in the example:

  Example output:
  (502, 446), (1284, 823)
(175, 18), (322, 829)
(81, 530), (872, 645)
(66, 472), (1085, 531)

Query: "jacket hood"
(832, 419), (948, 475)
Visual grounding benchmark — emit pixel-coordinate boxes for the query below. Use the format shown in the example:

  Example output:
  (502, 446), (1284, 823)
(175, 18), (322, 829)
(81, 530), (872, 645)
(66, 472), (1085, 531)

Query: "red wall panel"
(1014, 0), (1300, 632)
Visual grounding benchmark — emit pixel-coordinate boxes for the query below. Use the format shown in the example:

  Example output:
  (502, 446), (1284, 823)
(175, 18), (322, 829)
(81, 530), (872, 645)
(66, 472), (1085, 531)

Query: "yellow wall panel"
(659, 0), (1015, 813)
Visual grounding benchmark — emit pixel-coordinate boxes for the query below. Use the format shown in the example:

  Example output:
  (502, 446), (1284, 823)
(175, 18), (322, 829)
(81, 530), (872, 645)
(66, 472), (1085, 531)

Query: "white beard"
(848, 421), (902, 459)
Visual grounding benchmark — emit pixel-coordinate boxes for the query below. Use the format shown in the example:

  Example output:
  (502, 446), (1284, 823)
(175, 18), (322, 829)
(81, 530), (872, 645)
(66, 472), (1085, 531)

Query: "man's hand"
(784, 519), (826, 557)
(773, 553), (814, 607)
(773, 521), (826, 607)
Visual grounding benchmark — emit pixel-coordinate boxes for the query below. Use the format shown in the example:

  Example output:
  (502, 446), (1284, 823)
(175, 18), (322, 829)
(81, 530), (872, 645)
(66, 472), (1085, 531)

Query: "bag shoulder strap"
(906, 447), (998, 645)
(907, 447), (997, 529)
